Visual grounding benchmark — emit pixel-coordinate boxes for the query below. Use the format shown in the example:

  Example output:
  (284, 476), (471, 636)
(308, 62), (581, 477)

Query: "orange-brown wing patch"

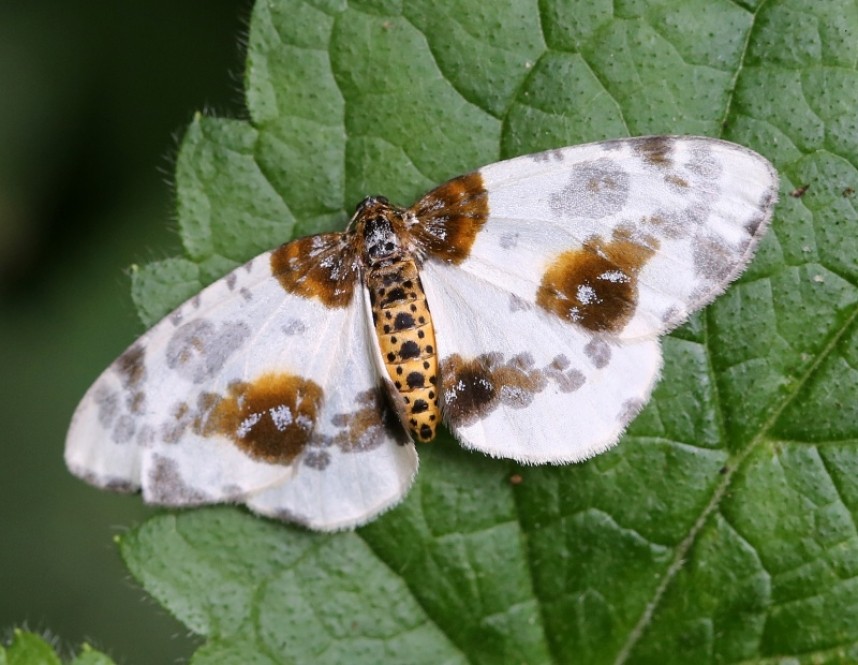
(115, 343), (147, 416)
(195, 372), (323, 465)
(270, 233), (357, 308)
(537, 228), (660, 333)
(330, 387), (410, 452)
(633, 135), (675, 168)
(409, 172), (489, 264)
(442, 353), (545, 427)
(441, 352), (584, 428)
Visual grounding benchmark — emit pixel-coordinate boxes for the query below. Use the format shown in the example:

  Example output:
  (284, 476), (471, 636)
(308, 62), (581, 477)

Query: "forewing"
(66, 236), (418, 531)
(420, 261), (662, 463)
(410, 136), (778, 340)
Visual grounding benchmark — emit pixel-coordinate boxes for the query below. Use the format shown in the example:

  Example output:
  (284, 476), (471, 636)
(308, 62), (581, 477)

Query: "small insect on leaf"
(66, 135), (778, 530)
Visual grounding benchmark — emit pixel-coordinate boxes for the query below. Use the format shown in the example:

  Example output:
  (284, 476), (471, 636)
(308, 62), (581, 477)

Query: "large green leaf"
(121, 0), (858, 662)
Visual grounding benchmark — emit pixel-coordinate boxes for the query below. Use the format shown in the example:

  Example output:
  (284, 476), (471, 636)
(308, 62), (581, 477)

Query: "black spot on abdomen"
(384, 287), (406, 304)
(394, 312), (415, 330)
(400, 340), (420, 359)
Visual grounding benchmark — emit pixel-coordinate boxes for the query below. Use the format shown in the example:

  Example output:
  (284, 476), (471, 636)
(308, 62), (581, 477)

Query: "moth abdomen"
(367, 259), (440, 443)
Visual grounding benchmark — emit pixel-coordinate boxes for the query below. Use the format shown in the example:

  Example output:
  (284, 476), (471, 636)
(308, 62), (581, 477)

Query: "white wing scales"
(464, 136), (777, 340)
(414, 135), (776, 463)
(422, 261), (662, 463)
(66, 251), (418, 531)
(66, 135), (778, 529)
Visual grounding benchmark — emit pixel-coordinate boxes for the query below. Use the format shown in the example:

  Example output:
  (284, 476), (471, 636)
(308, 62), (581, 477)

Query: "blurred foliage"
(0, 2), (250, 664)
(0, 630), (115, 665)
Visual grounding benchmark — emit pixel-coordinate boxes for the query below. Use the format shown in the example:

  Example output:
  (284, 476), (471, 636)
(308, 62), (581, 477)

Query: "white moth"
(66, 136), (778, 530)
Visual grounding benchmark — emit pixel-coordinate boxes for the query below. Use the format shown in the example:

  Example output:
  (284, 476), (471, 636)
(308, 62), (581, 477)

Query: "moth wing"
(420, 261), (662, 463)
(65, 238), (418, 531)
(411, 136), (777, 340)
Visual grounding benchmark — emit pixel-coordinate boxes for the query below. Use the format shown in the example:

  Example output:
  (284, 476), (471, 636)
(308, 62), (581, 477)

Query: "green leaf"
(121, 0), (858, 662)
(0, 631), (115, 665)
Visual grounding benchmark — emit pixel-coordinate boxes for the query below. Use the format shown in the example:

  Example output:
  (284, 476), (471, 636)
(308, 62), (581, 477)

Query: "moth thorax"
(361, 215), (404, 266)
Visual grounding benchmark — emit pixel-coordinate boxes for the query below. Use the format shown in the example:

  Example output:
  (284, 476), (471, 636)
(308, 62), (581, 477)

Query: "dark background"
(0, 2), (252, 662)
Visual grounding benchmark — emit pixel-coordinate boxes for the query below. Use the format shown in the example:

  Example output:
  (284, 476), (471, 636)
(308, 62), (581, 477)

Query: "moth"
(66, 136), (778, 530)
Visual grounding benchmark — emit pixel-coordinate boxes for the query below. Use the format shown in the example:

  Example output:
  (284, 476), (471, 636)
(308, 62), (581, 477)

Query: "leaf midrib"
(612, 291), (858, 663)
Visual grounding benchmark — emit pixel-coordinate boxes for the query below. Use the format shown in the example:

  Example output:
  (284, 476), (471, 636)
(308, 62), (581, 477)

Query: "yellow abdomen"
(367, 259), (440, 442)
